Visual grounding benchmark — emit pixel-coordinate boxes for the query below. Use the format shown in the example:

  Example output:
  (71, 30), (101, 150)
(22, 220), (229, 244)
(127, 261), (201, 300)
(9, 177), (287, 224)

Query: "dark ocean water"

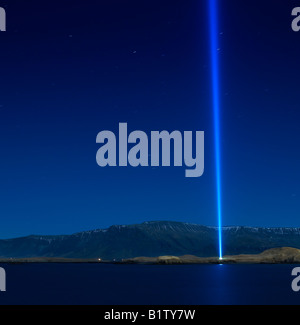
(0, 263), (300, 305)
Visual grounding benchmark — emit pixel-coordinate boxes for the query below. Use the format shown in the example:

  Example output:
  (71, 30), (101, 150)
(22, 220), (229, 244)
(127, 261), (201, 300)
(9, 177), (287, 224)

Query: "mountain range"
(1, 221), (300, 259)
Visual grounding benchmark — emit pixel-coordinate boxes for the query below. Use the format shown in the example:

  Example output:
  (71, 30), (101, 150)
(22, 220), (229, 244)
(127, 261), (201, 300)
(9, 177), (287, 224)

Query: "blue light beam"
(208, 0), (223, 259)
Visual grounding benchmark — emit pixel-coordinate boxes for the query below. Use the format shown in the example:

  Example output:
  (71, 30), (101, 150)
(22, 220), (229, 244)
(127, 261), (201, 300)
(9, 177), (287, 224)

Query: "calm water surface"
(0, 263), (300, 305)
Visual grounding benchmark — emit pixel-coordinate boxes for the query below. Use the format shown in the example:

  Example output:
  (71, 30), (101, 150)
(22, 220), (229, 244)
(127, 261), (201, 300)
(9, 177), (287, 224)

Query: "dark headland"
(1, 247), (300, 264)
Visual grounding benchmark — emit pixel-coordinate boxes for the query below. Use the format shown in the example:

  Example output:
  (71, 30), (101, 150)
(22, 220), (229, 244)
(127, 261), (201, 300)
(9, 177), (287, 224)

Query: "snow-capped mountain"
(1, 221), (300, 259)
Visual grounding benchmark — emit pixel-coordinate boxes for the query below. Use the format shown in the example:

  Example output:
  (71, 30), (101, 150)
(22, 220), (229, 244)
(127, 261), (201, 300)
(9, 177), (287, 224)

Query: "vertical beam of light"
(208, 0), (223, 259)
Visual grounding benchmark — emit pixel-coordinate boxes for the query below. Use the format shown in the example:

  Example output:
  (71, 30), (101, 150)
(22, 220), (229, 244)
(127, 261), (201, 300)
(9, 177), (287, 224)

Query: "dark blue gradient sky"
(0, 0), (299, 238)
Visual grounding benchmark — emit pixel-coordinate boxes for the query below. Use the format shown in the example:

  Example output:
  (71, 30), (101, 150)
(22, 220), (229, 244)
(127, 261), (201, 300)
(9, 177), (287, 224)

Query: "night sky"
(0, 0), (299, 238)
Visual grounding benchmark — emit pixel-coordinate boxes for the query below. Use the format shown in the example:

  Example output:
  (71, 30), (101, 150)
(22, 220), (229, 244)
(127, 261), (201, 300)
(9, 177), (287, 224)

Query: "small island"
(121, 247), (300, 264)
